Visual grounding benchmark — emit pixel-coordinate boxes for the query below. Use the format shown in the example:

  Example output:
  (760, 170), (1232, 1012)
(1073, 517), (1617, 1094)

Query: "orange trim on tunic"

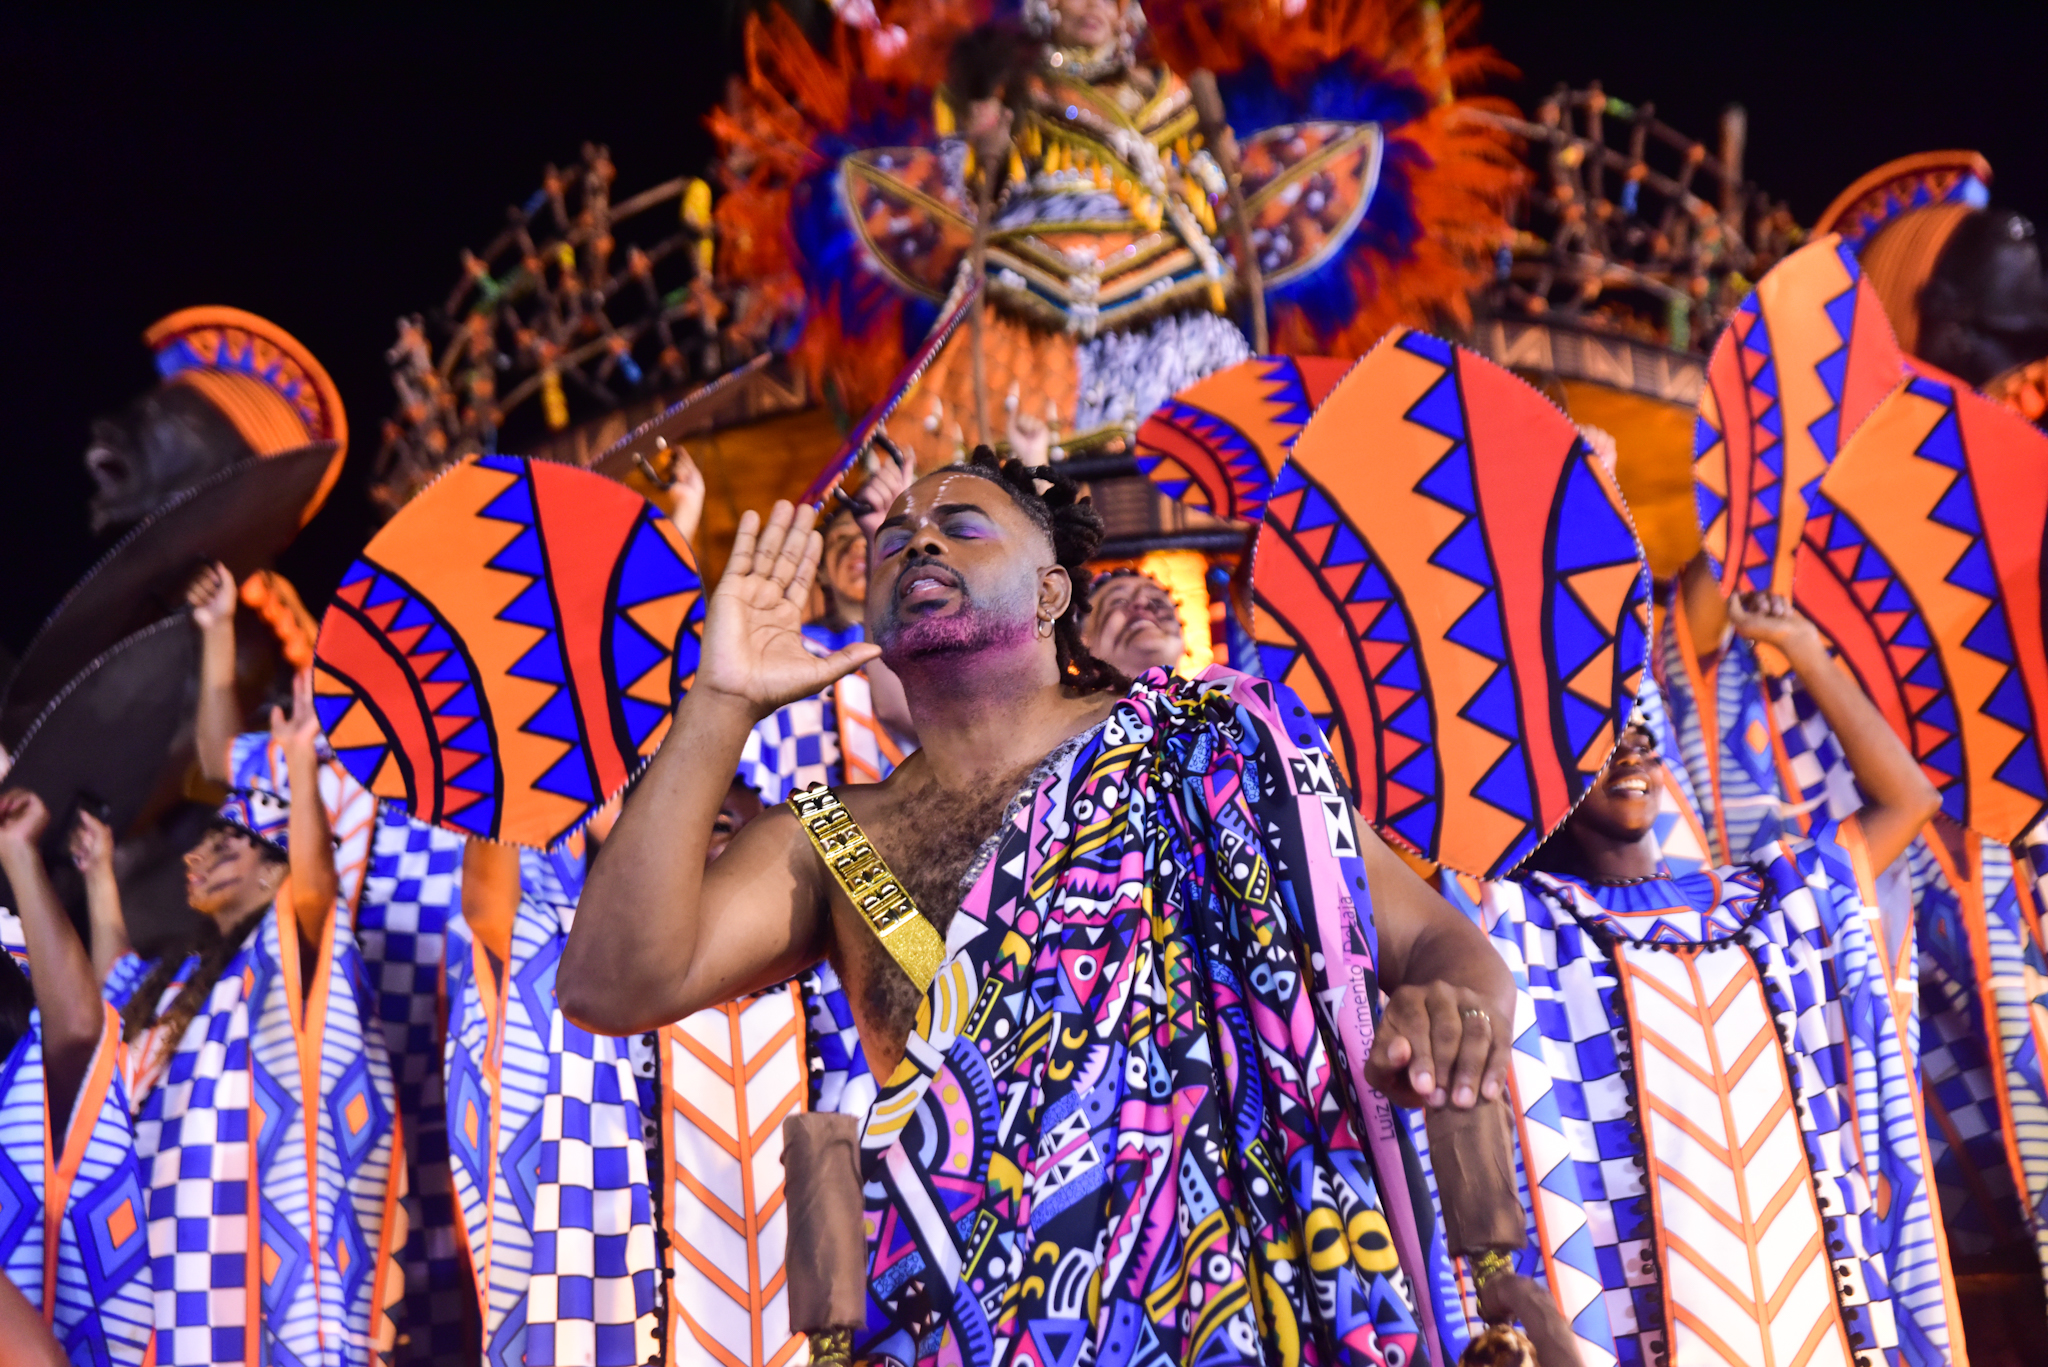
(40, 1004), (123, 1326)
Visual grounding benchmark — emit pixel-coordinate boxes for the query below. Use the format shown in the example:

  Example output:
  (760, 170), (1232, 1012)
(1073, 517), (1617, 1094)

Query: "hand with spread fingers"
(1364, 980), (1508, 1110)
(698, 500), (882, 718)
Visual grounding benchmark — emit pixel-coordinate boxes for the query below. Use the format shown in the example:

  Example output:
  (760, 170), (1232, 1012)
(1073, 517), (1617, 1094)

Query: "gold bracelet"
(1469, 1247), (1515, 1290)
(790, 786), (947, 992)
(806, 1327), (853, 1367)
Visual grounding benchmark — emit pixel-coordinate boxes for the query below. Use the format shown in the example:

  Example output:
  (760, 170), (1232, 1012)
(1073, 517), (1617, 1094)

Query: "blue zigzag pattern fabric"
(0, 914), (152, 1365)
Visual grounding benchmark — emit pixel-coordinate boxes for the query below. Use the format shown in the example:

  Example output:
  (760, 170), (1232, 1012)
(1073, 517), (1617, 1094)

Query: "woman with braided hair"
(566, 448), (1513, 1367)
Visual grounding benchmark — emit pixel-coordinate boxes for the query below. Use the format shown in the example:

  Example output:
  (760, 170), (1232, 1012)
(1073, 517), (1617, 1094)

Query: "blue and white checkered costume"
(233, 733), (471, 1360)
(0, 912), (152, 1365)
(108, 742), (407, 1365)
(446, 847), (658, 1365)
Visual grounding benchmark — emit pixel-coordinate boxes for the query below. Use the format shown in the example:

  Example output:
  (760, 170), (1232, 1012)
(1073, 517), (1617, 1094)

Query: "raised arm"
(1358, 818), (1516, 1113)
(272, 668), (338, 948)
(1727, 592), (1938, 869)
(68, 811), (131, 985)
(188, 562), (241, 785)
(0, 791), (110, 1135)
(1676, 549), (1731, 664)
(560, 501), (882, 1034)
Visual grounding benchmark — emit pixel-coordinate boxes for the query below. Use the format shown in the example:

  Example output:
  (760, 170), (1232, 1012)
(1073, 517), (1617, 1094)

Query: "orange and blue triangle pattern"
(1250, 327), (1651, 878)
(313, 454), (703, 850)
(1694, 235), (1907, 601)
(1798, 363), (2048, 844)
(1133, 354), (1356, 522)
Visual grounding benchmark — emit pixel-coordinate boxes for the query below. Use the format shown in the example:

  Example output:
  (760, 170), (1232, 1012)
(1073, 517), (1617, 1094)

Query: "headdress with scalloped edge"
(1813, 152), (1993, 358)
(144, 305), (349, 526)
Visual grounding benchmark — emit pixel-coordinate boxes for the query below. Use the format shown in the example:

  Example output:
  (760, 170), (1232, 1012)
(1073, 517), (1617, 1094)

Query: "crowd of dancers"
(4, 8), (2048, 1365)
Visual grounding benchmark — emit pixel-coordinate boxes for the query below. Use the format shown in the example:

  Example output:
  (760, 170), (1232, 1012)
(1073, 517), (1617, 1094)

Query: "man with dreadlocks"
(563, 449), (1515, 1367)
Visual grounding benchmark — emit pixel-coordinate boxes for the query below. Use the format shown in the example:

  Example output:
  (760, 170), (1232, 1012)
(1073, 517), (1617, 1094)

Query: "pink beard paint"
(876, 589), (1037, 682)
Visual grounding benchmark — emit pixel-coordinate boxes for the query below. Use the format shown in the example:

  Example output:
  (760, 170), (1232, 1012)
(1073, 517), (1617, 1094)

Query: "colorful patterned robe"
(0, 911), (153, 1365)
(1441, 822), (1965, 1367)
(855, 667), (1447, 1367)
(443, 846), (658, 1366)
(231, 732), (472, 1360)
(106, 896), (407, 1366)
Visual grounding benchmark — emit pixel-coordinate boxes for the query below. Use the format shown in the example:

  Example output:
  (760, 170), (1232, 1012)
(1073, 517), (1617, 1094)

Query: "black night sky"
(4, 2), (2043, 658)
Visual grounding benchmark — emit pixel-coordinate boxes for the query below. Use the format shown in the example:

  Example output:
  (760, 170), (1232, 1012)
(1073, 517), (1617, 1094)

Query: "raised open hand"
(270, 666), (322, 757)
(697, 500), (881, 717)
(186, 561), (238, 632)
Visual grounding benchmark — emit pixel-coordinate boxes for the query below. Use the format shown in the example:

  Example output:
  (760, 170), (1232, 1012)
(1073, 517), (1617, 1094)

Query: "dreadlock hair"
(948, 446), (1128, 695)
(119, 826), (281, 1049)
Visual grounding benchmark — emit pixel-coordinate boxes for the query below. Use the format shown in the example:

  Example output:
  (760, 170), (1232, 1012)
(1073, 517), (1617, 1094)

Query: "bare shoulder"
(835, 753), (929, 828)
(702, 802), (823, 911)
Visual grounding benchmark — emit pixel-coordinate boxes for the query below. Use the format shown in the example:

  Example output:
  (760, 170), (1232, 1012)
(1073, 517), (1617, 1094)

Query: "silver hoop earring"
(1037, 616), (1054, 639)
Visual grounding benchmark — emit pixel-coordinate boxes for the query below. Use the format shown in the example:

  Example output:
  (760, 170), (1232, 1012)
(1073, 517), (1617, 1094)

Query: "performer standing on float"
(563, 453), (1516, 1366)
(0, 793), (152, 1366)
(92, 668), (406, 1367)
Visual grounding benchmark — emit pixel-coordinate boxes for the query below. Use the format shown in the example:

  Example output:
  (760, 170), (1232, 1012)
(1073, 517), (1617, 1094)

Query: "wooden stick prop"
(968, 144), (997, 450)
(781, 1113), (865, 1367)
(1422, 1102), (1588, 1367)
(1188, 70), (1268, 355)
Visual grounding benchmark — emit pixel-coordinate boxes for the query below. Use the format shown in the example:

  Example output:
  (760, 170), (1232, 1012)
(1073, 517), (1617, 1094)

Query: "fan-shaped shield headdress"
(1145, 332), (1652, 877)
(312, 455), (703, 849)
(1795, 365), (2048, 843)
(1694, 235), (1908, 603)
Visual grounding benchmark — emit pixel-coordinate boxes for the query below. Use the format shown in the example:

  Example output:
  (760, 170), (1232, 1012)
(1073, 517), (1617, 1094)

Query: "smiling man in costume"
(563, 451), (1515, 1367)
(1081, 568), (1186, 681)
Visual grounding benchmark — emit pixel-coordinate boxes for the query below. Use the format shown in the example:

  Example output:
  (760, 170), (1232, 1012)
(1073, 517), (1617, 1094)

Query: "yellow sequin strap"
(790, 786), (947, 992)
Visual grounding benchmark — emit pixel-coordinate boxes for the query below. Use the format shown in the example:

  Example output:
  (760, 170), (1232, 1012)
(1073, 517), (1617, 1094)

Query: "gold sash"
(789, 787), (947, 992)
